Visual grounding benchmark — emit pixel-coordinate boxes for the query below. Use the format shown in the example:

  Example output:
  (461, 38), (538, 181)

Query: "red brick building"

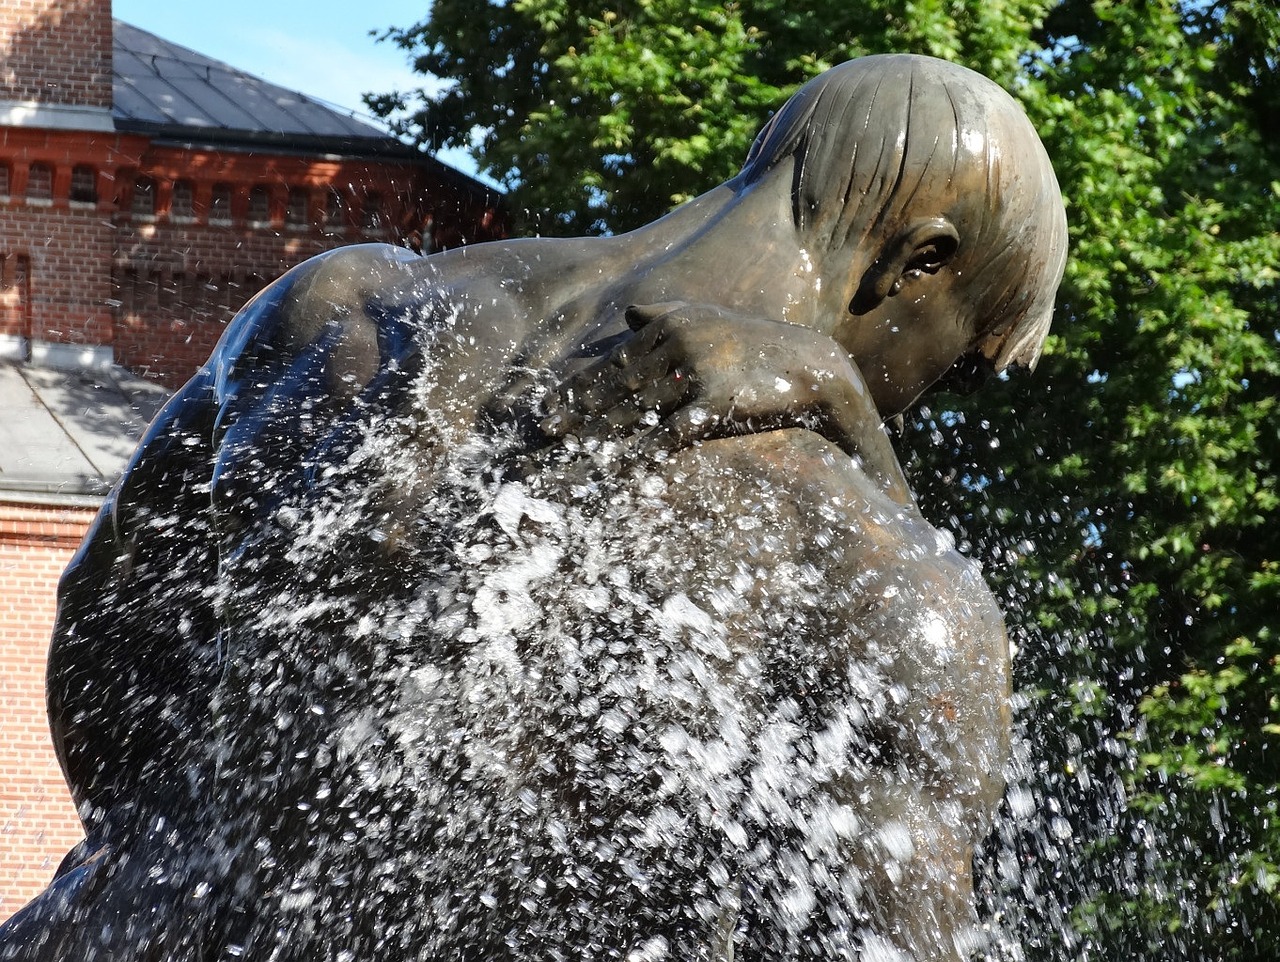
(1, 0), (504, 918)
(0, 500), (94, 918)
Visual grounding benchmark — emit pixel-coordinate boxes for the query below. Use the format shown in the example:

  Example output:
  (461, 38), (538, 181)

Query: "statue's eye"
(905, 234), (958, 278)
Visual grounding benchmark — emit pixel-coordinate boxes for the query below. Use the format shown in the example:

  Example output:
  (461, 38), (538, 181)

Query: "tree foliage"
(370, 1), (1280, 957)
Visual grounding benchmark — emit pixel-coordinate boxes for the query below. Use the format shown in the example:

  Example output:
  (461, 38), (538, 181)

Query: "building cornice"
(0, 101), (115, 132)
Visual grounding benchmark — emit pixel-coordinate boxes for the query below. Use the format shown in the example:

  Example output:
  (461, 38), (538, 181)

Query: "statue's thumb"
(625, 301), (684, 331)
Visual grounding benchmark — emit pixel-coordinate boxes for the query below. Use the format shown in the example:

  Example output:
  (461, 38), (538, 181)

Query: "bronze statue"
(1, 54), (1067, 961)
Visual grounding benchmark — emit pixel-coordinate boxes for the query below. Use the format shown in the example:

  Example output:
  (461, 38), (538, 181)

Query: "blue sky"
(111, 1), (478, 173)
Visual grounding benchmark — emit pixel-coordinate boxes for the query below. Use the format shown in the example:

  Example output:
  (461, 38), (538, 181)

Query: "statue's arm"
(47, 245), (432, 825)
(48, 370), (222, 827)
(542, 301), (912, 504)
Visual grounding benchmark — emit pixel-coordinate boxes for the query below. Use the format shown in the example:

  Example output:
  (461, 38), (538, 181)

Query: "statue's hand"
(542, 301), (909, 499)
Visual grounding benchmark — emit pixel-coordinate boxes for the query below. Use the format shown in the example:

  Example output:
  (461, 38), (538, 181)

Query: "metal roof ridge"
(112, 19), (390, 140)
(113, 59), (224, 131)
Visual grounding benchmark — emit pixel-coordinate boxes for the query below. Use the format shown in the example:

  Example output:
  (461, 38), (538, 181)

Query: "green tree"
(369, 0), (1051, 234)
(370, 2), (1280, 958)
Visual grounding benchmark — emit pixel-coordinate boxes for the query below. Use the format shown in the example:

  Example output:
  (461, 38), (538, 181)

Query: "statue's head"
(740, 54), (1068, 411)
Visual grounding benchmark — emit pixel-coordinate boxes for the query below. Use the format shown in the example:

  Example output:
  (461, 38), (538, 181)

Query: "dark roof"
(111, 20), (408, 155)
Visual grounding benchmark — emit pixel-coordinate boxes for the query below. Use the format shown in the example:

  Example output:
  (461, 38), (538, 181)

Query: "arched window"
(171, 180), (195, 221)
(210, 183), (232, 225)
(323, 188), (346, 233)
(70, 165), (97, 204)
(132, 176), (156, 218)
(26, 163), (53, 202)
(286, 187), (309, 228)
(360, 191), (384, 233)
(247, 185), (271, 226)
(1, 251), (32, 340)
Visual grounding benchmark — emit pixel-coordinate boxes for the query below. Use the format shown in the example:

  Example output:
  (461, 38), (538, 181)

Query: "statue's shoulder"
(208, 244), (420, 378)
(205, 240), (560, 391)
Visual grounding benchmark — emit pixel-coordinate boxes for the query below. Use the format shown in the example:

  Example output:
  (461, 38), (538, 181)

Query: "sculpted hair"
(740, 54), (1068, 371)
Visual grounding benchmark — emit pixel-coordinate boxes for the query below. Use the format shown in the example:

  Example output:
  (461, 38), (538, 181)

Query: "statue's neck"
(499, 166), (839, 375)
(608, 173), (814, 321)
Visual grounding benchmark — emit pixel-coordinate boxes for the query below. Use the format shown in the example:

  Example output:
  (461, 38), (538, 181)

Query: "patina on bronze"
(1, 54), (1067, 961)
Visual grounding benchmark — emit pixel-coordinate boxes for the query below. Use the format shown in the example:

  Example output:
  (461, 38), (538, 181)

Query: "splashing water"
(154, 330), (1018, 962)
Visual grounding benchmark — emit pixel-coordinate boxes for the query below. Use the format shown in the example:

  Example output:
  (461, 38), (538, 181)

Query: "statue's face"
(833, 250), (985, 417)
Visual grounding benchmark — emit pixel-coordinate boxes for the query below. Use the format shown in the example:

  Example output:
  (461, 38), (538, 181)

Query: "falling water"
(2, 308), (1245, 962)
(90, 280), (999, 962)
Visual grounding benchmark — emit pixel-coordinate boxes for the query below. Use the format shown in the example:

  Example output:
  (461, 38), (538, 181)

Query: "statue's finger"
(629, 370), (689, 416)
(600, 403), (646, 436)
(624, 301), (687, 331)
(605, 320), (666, 374)
(578, 362), (638, 413)
(553, 355), (622, 413)
(486, 371), (539, 420)
(552, 337), (681, 422)
(538, 385), (582, 435)
(631, 403), (717, 459)
(608, 336), (633, 368)
(616, 339), (680, 392)
(589, 364), (688, 437)
(624, 304), (657, 331)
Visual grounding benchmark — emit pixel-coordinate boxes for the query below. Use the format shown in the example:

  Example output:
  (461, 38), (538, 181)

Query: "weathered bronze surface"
(1, 54), (1067, 961)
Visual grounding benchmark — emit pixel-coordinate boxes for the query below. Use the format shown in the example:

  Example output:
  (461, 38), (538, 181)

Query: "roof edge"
(0, 100), (115, 133)
(0, 477), (110, 505)
(114, 118), (418, 157)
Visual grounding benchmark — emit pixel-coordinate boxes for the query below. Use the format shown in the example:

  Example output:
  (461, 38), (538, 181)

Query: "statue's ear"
(849, 218), (959, 315)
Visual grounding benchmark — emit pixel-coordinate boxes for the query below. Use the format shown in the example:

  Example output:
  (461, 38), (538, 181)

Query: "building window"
(1, 252), (32, 338)
(247, 185), (271, 227)
(323, 189), (346, 233)
(158, 271), (178, 310)
(70, 165), (97, 204)
(0, 163), (12, 197)
(286, 187), (309, 229)
(26, 163), (53, 203)
(132, 176), (156, 219)
(360, 191), (384, 233)
(171, 180), (195, 221)
(210, 183), (232, 225)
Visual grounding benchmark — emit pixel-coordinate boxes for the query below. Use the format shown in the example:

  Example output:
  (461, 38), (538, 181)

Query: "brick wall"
(0, 128), (132, 351)
(106, 150), (506, 384)
(0, 501), (93, 921)
(0, 202), (114, 346)
(107, 151), (405, 382)
(110, 217), (331, 381)
(1, 3), (507, 383)
(1, 129), (506, 382)
(0, 0), (113, 108)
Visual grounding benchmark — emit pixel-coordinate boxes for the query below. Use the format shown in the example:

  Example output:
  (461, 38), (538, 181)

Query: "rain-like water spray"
(0, 54), (1067, 961)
